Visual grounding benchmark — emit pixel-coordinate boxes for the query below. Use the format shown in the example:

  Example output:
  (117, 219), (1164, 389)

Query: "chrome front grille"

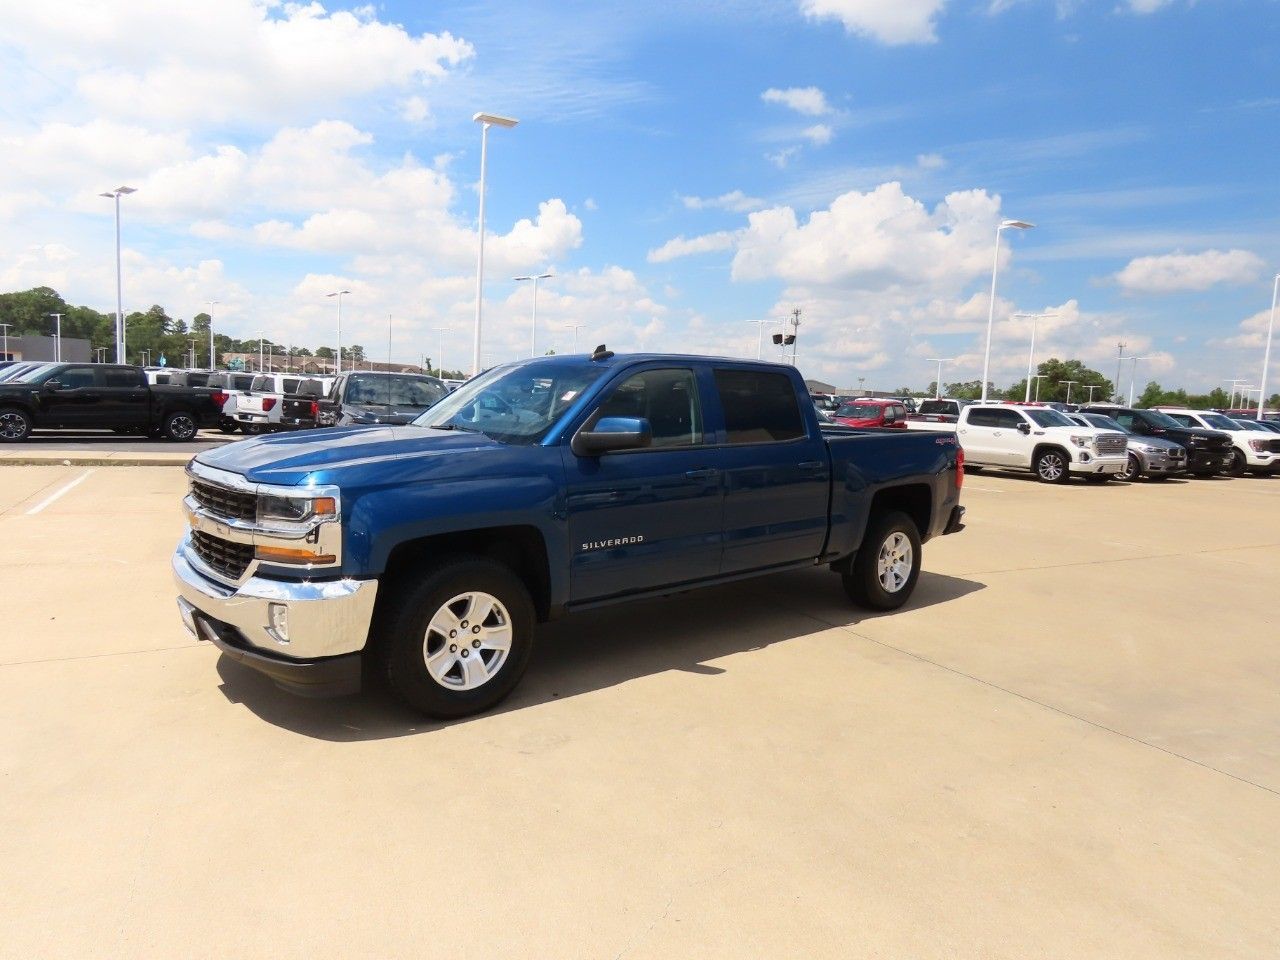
(1095, 433), (1127, 456)
(190, 530), (254, 581)
(190, 478), (256, 522)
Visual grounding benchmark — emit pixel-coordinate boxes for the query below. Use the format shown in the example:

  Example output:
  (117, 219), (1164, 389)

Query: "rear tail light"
(956, 447), (965, 489)
(211, 390), (228, 407)
(310, 401), (319, 419)
(262, 398), (277, 412)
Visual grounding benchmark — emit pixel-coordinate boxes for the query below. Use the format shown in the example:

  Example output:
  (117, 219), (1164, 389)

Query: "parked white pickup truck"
(1153, 407), (1280, 476)
(228, 373), (312, 434)
(915, 403), (1129, 483)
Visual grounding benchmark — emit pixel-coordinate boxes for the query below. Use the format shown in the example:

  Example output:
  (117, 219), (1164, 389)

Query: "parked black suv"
(318, 371), (449, 426)
(1084, 405), (1233, 476)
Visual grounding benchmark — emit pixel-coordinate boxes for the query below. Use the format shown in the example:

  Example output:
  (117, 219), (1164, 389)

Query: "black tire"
(1034, 448), (1071, 484)
(377, 557), (536, 719)
(217, 420), (239, 434)
(842, 510), (922, 611)
(1226, 449), (1247, 476)
(0, 407), (32, 443)
(1118, 453), (1142, 482)
(161, 410), (199, 442)
(1148, 474), (1172, 482)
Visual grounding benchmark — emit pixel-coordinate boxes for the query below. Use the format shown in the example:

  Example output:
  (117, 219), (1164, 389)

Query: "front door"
(39, 365), (100, 427)
(564, 367), (723, 602)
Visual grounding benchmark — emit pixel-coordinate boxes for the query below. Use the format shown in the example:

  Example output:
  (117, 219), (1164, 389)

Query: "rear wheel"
(1034, 448), (1070, 484)
(0, 408), (32, 442)
(377, 558), (536, 718)
(842, 510), (922, 611)
(1118, 453), (1142, 482)
(161, 411), (198, 442)
(217, 419), (239, 434)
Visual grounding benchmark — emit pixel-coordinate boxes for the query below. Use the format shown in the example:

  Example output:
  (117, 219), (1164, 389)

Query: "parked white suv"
(956, 404), (1129, 483)
(1153, 408), (1280, 476)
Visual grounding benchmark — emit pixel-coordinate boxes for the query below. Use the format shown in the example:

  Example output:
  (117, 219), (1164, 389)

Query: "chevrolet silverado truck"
(173, 352), (966, 718)
(0, 362), (221, 442)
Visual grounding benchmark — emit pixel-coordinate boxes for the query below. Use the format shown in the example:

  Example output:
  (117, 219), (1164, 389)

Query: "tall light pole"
(326, 290), (349, 374)
(566, 324), (583, 354)
(472, 112), (519, 375)
(1060, 380), (1079, 404)
(206, 299), (219, 369)
(926, 358), (953, 398)
(431, 326), (449, 377)
(1127, 356), (1150, 407)
(514, 272), (552, 357)
(980, 218), (1035, 401)
(0, 323), (11, 361)
(1224, 378), (1247, 409)
(46, 313), (64, 361)
(746, 318), (782, 360)
(94, 346), (107, 363)
(1114, 341), (1127, 402)
(187, 338), (197, 369)
(99, 186), (136, 364)
(1032, 374), (1048, 402)
(1084, 384), (1102, 403)
(1013, 311), (1058, 401)
(1258, 273), (1279, 419)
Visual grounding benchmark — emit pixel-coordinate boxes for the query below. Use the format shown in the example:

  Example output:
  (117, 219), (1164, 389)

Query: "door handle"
(684, 468), (719, 479)
(797, 460), (824, 470)
(81, 393), (100, 400)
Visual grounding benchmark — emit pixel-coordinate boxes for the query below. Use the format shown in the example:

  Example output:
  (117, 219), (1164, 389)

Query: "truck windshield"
(1026, 410), (1073, 427)
(345, 374), (447, 408)
(1144, 410), (1185, 429)
(1199, 413), (1239, 430)
(413, 361), (606, 444)
(1084, 414), (1126, 432)
(918, 400), (957, 415)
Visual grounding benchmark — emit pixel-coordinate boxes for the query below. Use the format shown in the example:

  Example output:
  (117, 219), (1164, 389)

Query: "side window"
(1114, 413), (1136, 430)
(58, 367), (97, 389)
(283, 378), (300, 394)
(967, 408), (998, 428)
(992, 409), (1025, 429)
(594, 368), (703, 448)
(714, 370), (805, 444)
(104, 369), (141, 388)
(1168, 413), (1193, 426)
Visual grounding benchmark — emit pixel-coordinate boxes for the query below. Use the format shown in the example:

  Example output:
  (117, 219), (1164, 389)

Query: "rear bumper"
(943, 505), (965, 535)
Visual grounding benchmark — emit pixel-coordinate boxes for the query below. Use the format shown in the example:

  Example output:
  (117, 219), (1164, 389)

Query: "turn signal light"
(956, 447), (965, 489)
(312, 497), (337, 515)
(255, 544), (336, 565)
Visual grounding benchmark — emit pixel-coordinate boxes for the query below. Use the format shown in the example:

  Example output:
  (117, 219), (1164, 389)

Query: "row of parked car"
(813, 392), (1280, 484)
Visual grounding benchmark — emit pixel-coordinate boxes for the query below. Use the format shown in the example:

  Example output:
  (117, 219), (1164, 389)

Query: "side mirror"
(43, 379), (61, 392)
(1017, 422), (1031, 434)
(572, 416), (652, 456)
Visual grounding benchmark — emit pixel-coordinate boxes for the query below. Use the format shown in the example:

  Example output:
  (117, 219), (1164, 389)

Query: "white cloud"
(1114, 249), (1265, 294)
(799, 0), (948, 45)
(916, 152), (946, 169)
(399, 95), (431, 123)
(801, 124), (834, 146)
(766, 146), (802, 169)
(647, 232), (739, 264)
(2, 0), (472, 128)
(681, 190), (765, 213)
(761, 86), (833, 116)
(1125, 0), (1174, 13)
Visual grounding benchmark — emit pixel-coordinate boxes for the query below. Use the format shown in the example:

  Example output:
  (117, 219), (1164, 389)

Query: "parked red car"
(831, 398), (909, 428)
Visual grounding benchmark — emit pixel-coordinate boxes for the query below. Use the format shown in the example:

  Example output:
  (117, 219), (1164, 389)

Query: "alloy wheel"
(876, 532), (913, 594)
(421, 591), (513, 690)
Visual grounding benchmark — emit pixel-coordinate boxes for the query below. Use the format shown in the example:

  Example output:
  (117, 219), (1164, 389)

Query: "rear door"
(713, 367), (830, 574)
(99, 367), (149, 428)
(564, 365), (723, 601)
(957, 407), (998, 462)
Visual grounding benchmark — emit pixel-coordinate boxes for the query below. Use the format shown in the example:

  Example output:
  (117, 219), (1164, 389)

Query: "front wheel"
(0, 408), (32, 443)
(377, 558), (536, 718)
(1226, 450), (1247, 476)
(842, 510), (922, 611)
(1118, 453), (1142, 482)
(161, 411), (199, 442)
(1034, 448), (1070, 484)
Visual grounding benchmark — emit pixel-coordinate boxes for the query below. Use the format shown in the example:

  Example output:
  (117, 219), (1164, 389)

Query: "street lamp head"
(1000, 219), (1035, 230)
(326, 290), (350, 298)
(473, 112), (519, 128)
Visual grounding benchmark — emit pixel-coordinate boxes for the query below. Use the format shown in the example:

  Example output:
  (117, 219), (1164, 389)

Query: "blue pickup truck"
(174, 351), (965, 717)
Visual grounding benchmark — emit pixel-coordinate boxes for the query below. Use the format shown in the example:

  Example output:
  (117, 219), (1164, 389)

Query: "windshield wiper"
(430, 423), (482, 433)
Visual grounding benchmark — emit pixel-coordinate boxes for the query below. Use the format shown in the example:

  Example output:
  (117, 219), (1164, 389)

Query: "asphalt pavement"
(17, 429), (234, 455)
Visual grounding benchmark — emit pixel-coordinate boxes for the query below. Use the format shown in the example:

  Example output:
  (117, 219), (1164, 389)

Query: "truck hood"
(1129, 434), (1183, 452)
(195, 425), (502, 485)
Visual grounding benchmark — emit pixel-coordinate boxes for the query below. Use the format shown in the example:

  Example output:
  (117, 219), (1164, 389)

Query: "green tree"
(943, 380), (996, 401)
(314, 346), (335, 360)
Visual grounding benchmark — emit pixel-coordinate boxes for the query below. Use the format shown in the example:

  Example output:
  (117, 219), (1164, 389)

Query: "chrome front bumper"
(173, 540), (378, 660)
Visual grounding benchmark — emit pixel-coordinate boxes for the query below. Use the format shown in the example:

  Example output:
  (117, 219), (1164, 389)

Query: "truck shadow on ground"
(968, 469), (1203, 486)
(215, 567), (985, 742)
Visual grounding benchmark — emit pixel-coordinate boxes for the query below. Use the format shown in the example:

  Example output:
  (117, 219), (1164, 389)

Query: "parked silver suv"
(1067, 412), (1186, 481)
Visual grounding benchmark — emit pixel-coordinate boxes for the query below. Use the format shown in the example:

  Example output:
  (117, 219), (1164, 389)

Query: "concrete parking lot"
(1, 465), (1278, 959)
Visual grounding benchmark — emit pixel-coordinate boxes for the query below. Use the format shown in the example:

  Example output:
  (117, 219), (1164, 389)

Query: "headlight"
(1249, 439), (1268, 452)
(257, 493), (337, 525)
(1138, 444), (1161, 453)
(1069, 435), (1093, 448)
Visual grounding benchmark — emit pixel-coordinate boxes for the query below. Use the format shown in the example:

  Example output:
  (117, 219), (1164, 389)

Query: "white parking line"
(25, 470), (95, 516)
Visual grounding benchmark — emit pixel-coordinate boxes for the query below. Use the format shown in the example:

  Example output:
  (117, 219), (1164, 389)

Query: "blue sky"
(1, 0), (1277, 392)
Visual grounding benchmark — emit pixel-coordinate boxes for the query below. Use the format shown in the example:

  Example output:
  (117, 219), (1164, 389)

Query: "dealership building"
(0, 334), (91, 363)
